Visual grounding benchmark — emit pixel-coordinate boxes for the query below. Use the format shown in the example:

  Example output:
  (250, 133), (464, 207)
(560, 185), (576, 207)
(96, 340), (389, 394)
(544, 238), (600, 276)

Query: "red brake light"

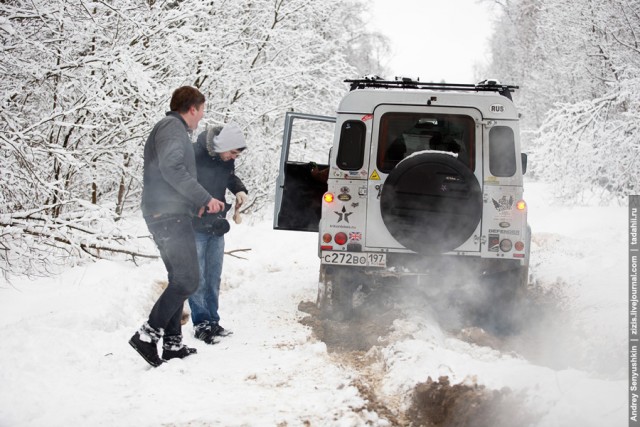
(334, 232), (347, 245)
(322, 233), (332, 243)
(515, 241), (525, 251)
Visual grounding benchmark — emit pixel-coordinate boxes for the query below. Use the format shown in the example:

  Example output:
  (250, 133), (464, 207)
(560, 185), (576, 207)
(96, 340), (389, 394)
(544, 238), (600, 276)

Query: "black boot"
(162, 334), (197, 360)
(194, 322), (220, 345)
(129, 322), (164, 367)
(210, 321), (233, 337)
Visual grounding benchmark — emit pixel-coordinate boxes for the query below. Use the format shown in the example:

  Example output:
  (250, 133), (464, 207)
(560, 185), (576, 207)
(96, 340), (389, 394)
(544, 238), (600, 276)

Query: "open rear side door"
(273, 112), (336, 232)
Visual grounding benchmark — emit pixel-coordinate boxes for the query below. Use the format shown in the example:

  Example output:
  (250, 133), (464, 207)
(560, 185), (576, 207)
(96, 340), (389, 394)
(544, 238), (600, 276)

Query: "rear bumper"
(322, 252), (524, 278)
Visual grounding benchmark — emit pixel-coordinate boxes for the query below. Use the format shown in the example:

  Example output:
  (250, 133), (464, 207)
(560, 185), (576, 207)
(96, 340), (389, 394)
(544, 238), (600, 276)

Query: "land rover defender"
(274, 78), (530, 324)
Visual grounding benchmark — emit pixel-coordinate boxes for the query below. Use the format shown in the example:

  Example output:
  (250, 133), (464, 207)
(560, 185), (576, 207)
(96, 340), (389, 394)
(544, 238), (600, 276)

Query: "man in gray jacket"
(129, 86), (225, 367)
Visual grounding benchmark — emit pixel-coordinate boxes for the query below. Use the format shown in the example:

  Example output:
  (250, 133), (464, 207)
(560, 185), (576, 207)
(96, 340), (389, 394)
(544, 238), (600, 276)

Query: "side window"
(489, 126), (516, 177)
(336, 120), (366, 170)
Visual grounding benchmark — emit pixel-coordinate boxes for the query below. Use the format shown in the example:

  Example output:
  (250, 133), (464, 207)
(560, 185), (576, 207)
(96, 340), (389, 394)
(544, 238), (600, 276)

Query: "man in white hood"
(189, 122), (248, 344)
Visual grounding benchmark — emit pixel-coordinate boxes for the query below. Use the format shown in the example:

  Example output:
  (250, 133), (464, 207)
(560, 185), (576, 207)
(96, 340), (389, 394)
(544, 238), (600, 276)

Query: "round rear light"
(516, 200), (526, 211)
(500, 239), (513, 252)
(323, 193), (334, 203)
(322, 233), (332, 243)
(515, 241), (525, 251)
(334, 232), (348, 245)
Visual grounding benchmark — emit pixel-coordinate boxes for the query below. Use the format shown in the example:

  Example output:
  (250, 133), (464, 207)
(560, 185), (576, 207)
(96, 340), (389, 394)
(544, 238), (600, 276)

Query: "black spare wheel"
(380, 152), (482, 254)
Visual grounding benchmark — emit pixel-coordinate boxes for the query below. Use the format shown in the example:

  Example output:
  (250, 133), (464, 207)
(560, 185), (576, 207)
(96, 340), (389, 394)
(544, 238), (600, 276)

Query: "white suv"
(274, 78), (530, 324)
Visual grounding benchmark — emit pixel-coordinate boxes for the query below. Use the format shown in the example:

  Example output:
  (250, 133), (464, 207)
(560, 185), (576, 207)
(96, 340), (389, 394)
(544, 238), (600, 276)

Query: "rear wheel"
(380, 152), (482, 254)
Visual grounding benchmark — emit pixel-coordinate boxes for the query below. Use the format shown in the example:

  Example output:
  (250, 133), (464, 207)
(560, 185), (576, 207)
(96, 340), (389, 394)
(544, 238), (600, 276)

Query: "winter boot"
(129, 322), (164, 367)
(194, 322), (220, 345)
(162, 334), (197, 360)
(210, 321), (233, 337)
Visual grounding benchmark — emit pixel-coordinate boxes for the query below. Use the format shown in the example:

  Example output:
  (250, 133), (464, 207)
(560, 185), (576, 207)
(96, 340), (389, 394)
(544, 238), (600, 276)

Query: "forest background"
(1, 0), (639, 277)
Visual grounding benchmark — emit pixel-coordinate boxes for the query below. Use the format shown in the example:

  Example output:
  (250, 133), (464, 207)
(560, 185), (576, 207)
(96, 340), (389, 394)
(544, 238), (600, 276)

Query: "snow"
(0, 181), (626, 426)
(401, 149), (459, 163)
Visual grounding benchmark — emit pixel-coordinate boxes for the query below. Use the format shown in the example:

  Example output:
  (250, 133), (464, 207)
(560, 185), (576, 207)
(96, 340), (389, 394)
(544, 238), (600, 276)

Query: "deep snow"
(0, 181), (627, 426)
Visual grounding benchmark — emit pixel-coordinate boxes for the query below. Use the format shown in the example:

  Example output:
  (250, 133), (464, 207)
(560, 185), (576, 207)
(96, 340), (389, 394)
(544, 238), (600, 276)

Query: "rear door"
(365, 105), (484, 252)
(273, 112), (336, 232)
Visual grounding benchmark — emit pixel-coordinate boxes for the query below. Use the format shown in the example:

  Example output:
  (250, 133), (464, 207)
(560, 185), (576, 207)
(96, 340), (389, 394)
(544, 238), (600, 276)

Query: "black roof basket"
(345, 77), (518, 100)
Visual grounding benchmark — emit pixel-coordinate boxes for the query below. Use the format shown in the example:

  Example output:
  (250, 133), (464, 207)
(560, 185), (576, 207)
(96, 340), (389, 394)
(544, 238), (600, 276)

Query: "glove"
(233, 209), (242, 224)
(234, 192), (248, 224)
(235, 191), (248, 208)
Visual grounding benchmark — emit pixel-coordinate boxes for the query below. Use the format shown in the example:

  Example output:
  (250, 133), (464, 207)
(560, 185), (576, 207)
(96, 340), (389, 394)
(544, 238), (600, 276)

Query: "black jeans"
(145, 214), (199, 337)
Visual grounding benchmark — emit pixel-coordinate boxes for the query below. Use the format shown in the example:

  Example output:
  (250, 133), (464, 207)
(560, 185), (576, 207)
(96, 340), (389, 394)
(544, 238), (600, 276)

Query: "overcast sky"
(367, 0), (496, 83)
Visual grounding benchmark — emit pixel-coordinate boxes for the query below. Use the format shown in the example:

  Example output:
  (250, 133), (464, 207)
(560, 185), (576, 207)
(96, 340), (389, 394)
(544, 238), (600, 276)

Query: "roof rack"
(345, 77), (519, 100)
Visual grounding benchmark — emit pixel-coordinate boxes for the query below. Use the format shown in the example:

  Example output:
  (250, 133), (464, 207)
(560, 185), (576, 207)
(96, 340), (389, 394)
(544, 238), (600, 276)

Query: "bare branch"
(225, 248), (251, 260)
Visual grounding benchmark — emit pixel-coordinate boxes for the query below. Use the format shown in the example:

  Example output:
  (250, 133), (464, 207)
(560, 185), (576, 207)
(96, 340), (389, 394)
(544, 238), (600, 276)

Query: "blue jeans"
(189, 231), (225, 325)
(145, 215), (200, 337)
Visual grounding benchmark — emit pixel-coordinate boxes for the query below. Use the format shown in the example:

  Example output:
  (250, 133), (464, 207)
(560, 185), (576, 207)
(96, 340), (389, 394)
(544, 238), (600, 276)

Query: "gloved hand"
(234, 191), (248, 224)
(235, 191), (248, 208)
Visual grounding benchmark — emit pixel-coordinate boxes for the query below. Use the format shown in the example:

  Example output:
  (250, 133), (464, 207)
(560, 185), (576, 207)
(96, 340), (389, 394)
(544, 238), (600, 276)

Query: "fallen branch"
(225, 248), (251, 260)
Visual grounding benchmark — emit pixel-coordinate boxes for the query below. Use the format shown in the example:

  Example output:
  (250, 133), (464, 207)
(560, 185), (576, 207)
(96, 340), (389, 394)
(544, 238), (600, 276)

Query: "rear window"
(377, 113), (475, 172)
(489, 126), (516, 177)
(336, 120), (366, 170)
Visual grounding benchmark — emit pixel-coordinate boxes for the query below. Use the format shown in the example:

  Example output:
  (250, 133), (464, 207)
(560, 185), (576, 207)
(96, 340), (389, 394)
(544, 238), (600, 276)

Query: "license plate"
(321, 251), (386, 267)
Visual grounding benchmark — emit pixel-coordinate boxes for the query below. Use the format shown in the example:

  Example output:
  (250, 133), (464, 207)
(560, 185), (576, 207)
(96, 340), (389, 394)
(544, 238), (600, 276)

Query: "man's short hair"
(170, 86), (205, 113)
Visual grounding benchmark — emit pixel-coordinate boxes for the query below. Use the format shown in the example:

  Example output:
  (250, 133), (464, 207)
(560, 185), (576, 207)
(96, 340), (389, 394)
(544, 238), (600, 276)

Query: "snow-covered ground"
(0, 181), (627, 426)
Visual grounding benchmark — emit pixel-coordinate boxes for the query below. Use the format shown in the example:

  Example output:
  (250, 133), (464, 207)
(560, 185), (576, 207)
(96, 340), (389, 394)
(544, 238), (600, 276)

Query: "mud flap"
(474, 266), (528, 335)
(317, 264), (332, 315)
(317, 265), (363, 321)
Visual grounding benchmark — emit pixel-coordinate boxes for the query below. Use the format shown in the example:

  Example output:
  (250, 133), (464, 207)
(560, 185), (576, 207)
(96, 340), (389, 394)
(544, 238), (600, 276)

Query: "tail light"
(514, 241), (525, 251)
(323, 193), (334, 203)
(516, 200), (526, 211)
(334, 232), (348, 245)
(322, 233), (332, 243)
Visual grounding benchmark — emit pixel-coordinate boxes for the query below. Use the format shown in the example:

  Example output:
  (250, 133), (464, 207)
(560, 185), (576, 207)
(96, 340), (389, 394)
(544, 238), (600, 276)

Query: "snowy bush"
(531, 78), (640, 202)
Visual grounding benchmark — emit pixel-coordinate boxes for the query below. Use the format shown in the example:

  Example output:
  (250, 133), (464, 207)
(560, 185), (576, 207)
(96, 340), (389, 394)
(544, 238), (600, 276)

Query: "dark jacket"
(141, 112), (211, 218)
(192, 129), (248, 232)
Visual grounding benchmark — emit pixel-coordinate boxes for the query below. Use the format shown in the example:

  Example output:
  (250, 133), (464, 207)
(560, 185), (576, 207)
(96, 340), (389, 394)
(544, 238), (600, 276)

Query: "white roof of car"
(337, 88), (519, 120)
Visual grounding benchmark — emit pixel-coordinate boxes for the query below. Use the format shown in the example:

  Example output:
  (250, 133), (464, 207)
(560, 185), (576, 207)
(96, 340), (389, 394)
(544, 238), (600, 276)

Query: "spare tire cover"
(380, 152), (482, 254)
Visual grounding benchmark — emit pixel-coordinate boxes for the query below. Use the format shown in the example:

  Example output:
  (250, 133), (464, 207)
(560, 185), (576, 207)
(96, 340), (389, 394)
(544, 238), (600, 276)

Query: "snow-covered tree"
(0, 0), (387, 277)
(483, 0), (640, 201)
